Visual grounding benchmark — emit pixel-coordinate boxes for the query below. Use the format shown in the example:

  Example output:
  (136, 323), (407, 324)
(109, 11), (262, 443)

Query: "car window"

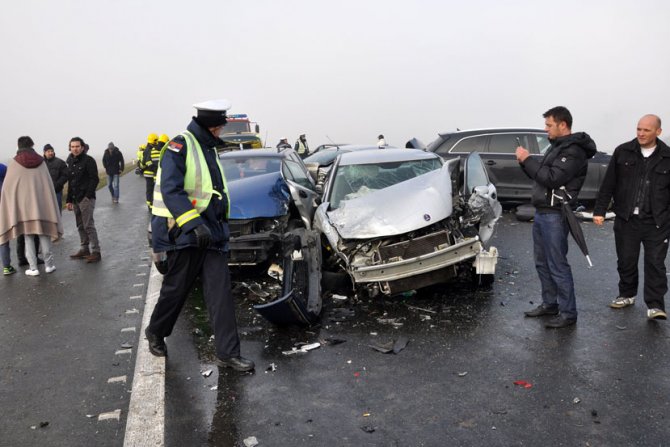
(329, 158), (442, 209)
(536, 134), (551, 154)
(488, 134), (535, 154)
(449, 135), (487, 154)
(464, 152), (490, 194)
(221, 156), (280, 181)
(283, 159), (315, 190)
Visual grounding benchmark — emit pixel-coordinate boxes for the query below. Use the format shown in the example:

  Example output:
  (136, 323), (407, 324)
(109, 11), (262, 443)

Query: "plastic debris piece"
(281, 342), (321, 355)
(370, 332), (378, 336)
(201, 369), (213, 378)
(241, 282), (270, 298)
(85, 414), (97, 418)
(363, 412), (371, 417)
(458, 371), (468, 377)
(210, 385), (218, 391)
(319, 337), (346, 346)
(513, 380), (532, 389)
(266, 363), (277, 372)
(420, 314), (432, 321)
(573, 397), (581, 404)
(369, 341), (394, 354)
(360, 425), (376, 433)
(392, 336), (409, 354)
(331, 294), (348, 301)
(405, 304), (437, 314)
(267, 263), (283, 280)
(243, 436), (259, 447)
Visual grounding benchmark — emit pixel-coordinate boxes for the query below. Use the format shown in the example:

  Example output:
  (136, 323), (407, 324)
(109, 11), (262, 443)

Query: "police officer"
(144, 99), (254, 372)
(294, 134), (309, 158)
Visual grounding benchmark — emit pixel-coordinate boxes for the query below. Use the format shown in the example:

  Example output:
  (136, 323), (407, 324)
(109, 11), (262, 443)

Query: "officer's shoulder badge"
(167, 136), (185, 153)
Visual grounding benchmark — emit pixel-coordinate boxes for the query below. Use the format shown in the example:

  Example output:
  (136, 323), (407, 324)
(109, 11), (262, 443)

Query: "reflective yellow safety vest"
(152, 131), (230, 227)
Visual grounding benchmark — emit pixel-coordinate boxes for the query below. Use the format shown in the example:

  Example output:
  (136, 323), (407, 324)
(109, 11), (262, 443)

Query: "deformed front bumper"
(350, 237), (486, 283)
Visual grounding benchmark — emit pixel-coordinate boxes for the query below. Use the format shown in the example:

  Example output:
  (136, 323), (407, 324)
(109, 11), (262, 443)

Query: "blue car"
(220, 148), (322, 325)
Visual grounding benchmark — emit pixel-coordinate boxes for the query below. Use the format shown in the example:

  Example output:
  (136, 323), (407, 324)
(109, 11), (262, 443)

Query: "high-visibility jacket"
(142, 143), (162, 178)
(152, 130), (230, 228)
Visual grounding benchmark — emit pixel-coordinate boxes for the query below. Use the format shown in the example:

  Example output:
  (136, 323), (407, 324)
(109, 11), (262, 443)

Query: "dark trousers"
(145, 177), (155, 208)
(614, 216), (669, 311)
(148, 248), (240, 359)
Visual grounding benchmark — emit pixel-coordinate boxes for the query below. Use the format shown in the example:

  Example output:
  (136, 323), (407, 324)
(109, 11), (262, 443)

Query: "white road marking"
(129, 295), (143, 300)
(115, 349), (132, 355)
(132, 283), (144, 288)
(137, 264), (149, 268)
(124, 263), (165, 447)
(98, 409), (122, 421)
(125, 308), (140, 314)
(108, 375), (127, 384)
(121, 327), (136, 333)
(136, 272), (147, 277)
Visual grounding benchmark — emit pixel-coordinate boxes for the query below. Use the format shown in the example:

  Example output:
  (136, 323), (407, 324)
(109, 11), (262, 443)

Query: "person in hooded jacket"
(516, 106), (597, 328)
(43, 143), (69, 212)
(593, 114), (669, 321)
(0, 136), (63, 276)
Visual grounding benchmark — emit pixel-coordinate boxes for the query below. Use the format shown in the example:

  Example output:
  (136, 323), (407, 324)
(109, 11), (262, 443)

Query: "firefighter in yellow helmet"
(135, 143), (146, 175)
(141, 133), (161, 210)
(158, 134), (169, 144)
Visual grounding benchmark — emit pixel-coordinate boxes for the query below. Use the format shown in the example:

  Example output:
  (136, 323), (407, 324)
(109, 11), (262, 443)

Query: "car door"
(484, 132), (540, 201)
(282, 155), (319, 229)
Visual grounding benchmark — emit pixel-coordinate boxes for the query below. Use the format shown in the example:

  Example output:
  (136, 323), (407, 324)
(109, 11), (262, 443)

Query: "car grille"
(229, 220), (254, 237)
(378, 230), (451, 261)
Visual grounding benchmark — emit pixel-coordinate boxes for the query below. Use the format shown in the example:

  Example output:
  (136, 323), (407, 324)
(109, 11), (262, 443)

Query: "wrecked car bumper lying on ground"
(315, 149), (501, 297)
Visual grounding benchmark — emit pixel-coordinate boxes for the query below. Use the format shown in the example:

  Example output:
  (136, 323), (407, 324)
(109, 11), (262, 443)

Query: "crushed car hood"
(227, 172), (291, 219)
(327, 166), (453, 239)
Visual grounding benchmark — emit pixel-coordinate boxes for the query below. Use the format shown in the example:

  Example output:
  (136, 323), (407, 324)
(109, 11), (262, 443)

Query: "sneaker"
(647, 308), (668, 320)
(45, 265), (56, 273)
(3, 266), (17, 276)
(25, 269), (40, 276)
(610, 296), (635, 309)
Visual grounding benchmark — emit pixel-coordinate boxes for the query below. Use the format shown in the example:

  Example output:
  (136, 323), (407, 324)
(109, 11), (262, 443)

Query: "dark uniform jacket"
(142, 143), (161, 177)
(44, 156), (69, 193)
(151, 119), (230, 253)
(102, 147), (125, 176)
(594, 138), (670, 229)
(66, 152), (99, 203)
(521, 132), (597, 211)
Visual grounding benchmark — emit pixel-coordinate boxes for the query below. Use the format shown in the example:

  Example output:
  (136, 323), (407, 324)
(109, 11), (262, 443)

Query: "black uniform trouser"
(145, 176), (155, 208)
(614, 216), (669, 311)
(148, 247), (240, 358)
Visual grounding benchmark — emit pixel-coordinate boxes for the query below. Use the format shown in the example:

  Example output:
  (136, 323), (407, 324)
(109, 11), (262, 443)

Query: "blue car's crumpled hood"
(227, 172), (291, 219)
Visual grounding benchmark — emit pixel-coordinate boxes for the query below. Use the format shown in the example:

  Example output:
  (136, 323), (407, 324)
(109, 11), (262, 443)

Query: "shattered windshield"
(221, 156), (282, 181)
(329, 158), (442, 209)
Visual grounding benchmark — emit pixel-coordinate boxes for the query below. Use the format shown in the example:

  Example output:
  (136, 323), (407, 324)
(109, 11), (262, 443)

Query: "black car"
(421, 128), (611, 203)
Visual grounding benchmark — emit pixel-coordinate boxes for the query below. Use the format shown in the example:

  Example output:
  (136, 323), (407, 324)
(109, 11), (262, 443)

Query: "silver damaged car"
(314, 149), (502, 297)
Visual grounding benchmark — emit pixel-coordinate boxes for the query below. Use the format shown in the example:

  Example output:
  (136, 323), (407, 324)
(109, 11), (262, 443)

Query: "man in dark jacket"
(43, 143), (69, 212)
(516, 106), (597, 328)
(144, 99), (254, 372)
(102, 142), (125, 203)
(593, 114), (669, 320)
(66, 137), (101, 263)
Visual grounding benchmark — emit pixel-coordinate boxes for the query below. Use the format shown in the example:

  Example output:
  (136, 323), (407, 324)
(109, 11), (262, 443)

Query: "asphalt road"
(0, 173), (151, 447)
(165, 211), (670, 447)
(2, 174), (669, 447)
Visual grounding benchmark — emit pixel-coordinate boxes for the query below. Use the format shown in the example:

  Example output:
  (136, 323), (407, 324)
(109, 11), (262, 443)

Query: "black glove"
(192, 224), (212, 249)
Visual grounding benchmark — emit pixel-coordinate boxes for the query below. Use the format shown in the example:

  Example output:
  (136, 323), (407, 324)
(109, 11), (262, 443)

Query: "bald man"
(593, 114), (669, 320)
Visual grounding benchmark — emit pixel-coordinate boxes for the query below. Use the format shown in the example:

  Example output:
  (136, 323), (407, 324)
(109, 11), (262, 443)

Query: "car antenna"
(325, 135), (340, 149)
(263, 131), (269, 148)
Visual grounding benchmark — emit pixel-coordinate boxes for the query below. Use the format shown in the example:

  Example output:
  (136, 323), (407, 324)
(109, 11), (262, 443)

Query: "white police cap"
(193, 99), (232, 112)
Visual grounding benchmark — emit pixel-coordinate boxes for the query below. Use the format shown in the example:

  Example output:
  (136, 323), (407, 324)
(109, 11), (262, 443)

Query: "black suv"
(424, 128), (611, 203)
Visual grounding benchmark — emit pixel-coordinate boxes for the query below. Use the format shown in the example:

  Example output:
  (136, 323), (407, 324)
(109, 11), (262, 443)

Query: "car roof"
(437, 127), (546, 138)
(337, 148), (438, 165)
(219, 148), (288, 159)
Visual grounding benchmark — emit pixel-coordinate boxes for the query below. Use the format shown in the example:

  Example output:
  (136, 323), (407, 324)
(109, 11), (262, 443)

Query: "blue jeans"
(0, 241), (10, 268)
(532, 212), (577, 320)
(107, 174), (120, 200)
(56, 191), (63, 213)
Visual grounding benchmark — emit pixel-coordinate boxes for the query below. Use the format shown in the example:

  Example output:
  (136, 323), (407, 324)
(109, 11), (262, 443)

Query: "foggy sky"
(1, 0), (669, 165)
